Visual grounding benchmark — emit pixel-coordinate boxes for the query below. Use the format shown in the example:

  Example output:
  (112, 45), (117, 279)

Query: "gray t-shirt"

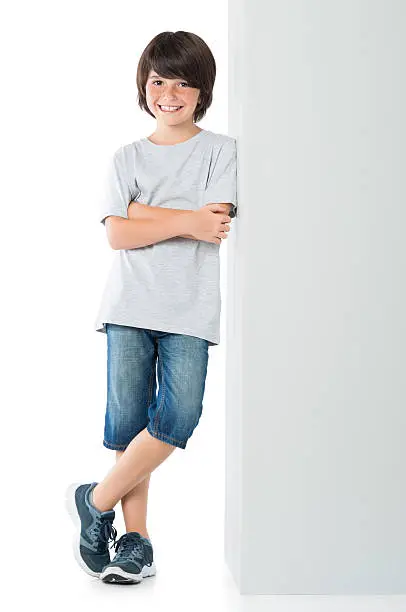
(94, 128), (238, 346)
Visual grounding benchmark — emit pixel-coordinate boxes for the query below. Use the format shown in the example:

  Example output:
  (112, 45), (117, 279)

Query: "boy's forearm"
(111, 214), (194, 250)
(127, 202), (196, 239)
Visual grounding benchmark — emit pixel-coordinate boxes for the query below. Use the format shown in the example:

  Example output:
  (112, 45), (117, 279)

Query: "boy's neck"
(147, 124), (203, 146)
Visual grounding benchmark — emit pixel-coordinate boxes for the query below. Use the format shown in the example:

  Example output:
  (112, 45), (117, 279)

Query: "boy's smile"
(157, 104), (184, 113)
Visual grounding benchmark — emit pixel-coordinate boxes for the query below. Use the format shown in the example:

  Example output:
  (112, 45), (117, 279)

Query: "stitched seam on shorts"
(154, 350), (166, 433)
(148, 428), (186, 446)
(103, 440), (128, 450)
(147, 352), (155, 408)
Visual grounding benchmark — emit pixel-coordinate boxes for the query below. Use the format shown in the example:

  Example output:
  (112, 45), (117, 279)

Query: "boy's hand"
(215, 203), (234, 216)
(186, 203), (232, 245)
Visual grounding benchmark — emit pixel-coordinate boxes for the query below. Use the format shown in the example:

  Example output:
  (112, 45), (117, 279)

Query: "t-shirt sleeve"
(99, 146), (141, 225)
(202, 137), (238, 218)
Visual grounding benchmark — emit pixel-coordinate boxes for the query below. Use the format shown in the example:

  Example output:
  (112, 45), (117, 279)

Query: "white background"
(4, 1), (405, 609)
(0, 1), (238, 609)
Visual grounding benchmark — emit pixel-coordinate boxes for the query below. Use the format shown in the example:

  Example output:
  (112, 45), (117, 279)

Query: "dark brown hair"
(136, 31), (216, 123)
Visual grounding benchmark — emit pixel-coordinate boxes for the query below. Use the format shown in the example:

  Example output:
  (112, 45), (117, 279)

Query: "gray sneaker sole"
(100, 561), (157, 584)
(65, 482), (101, 578)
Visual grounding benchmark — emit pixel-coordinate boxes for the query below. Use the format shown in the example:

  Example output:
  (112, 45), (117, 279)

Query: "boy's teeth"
(160, 105), (181, 111)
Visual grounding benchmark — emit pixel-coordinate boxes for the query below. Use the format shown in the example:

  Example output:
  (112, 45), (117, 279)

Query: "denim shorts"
(103, 323), (210, 451)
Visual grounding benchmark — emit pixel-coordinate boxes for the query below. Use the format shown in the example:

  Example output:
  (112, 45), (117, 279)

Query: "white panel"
(226, 0), (406, 594)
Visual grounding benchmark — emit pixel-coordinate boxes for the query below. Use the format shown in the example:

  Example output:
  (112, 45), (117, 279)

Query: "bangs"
(147, 40), (202, 89)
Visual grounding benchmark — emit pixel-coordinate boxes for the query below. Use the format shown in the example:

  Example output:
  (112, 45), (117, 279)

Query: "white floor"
(18, 526), (406, 612)
(39, 555), (406, 612)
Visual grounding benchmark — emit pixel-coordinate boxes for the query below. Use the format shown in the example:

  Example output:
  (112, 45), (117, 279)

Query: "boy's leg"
(92, 427), (176, 512)
(93, 332), (208, 515)
(115, 450), (151, 540)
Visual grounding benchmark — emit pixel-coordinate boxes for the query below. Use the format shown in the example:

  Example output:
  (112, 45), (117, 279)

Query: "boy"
(65, 30), (237, 585)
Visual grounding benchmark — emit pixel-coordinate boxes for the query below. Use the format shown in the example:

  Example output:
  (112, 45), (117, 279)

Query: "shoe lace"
(93, 515), (118, 552)
(110, 533), (144, 562)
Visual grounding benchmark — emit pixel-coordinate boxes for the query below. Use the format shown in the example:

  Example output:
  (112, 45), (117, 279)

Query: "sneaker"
(100, 531), (156, 584)
(65, 481), (118, 577)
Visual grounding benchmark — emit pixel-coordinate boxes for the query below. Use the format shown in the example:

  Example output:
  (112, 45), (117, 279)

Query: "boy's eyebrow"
(148, 74), (185, 80)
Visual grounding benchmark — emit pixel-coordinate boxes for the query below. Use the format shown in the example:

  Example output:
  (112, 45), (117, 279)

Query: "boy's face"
(145, 70), (201, 125)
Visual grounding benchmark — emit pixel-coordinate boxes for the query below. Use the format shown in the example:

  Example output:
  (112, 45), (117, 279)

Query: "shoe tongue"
(125, 531), (142, 541)
(100, 509), (115, 520)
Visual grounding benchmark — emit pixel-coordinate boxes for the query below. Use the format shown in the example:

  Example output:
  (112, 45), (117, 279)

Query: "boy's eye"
(152, 80), (189, 87)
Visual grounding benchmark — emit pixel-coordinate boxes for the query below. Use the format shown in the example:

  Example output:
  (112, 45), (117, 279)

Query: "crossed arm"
(127, 201), (234, 240)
